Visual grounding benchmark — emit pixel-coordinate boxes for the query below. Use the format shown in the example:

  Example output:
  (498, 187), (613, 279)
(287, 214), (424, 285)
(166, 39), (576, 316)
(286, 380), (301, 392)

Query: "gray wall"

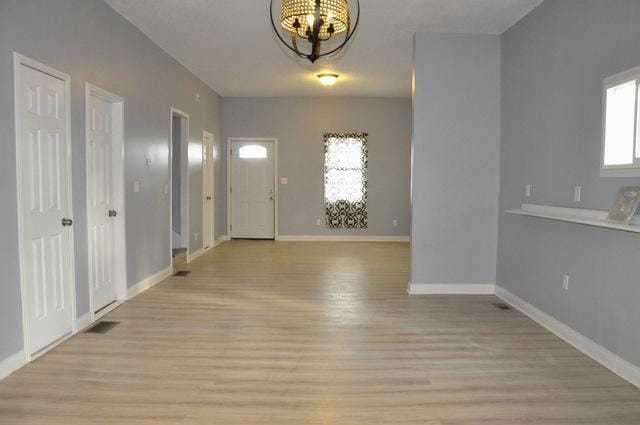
(0, 0), (223, 362)
(222, 97), (412, 237)
(411, 33), (501, 285)
(498, 0), (640, 368)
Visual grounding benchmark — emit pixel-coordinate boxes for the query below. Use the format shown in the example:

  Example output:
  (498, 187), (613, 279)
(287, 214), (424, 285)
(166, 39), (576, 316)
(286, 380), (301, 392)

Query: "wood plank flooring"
(1, 240), (639, 424)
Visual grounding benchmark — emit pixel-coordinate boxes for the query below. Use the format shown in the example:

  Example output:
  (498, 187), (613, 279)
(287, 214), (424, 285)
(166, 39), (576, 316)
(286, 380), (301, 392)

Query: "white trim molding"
(126, 266), (173, 300)
(407, 283), (496, 295)
(496, 285), (640, 389)
(276, 235), (410, 242)
(76, 312), (93, 331)
(187, 248), (204, 263)
(0, 350), (26, 380)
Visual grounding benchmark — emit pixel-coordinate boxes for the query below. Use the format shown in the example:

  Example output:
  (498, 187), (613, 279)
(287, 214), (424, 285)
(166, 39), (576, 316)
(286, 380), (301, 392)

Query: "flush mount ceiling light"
(270, 0), (360, 63)
(317, 73), (339, 86)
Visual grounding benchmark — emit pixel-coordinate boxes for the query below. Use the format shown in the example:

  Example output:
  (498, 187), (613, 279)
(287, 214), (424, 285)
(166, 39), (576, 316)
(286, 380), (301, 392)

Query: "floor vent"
(84, 321), (120, 334)
(174, 271), (191, 277)
(493, 303), (512, 310)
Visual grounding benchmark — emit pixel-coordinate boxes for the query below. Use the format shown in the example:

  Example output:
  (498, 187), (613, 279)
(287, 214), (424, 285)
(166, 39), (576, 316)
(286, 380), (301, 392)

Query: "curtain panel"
(324, 132), (368, 229)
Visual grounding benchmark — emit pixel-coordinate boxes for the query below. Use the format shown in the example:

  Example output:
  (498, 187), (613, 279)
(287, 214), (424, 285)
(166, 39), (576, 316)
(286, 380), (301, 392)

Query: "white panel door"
(230, 141), (275, 239)
(203, 132), (215, 248)
(17, 63), (74, 354)
(87, 94), (117, 311)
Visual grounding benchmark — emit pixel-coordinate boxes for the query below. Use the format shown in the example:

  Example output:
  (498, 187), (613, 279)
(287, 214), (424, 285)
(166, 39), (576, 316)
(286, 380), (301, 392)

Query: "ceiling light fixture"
(270, 0), (360, 64)
(317, 73), (339, 86)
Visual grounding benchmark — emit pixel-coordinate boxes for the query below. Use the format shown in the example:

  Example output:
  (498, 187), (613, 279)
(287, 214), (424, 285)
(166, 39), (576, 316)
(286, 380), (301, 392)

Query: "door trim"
(202, 131), (215, 251)
(168, 108), (190, 266)
(226, 137), (279, 239)
(84, 83), (127, 320)
(13, 52), (77, 361)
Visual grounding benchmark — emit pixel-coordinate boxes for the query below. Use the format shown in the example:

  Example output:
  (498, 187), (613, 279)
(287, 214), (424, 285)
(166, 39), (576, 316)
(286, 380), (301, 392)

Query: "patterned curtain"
(324, 133), (368, 229)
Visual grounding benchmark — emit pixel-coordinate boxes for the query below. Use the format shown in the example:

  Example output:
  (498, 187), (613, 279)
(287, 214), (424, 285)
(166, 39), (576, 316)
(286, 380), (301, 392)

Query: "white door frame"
(168, 107), (190, 266)
(13, 52), (77, 361)
(85, 83), (127, 320)
(202, 131), (215, 251)
(226, 137), (278, 239)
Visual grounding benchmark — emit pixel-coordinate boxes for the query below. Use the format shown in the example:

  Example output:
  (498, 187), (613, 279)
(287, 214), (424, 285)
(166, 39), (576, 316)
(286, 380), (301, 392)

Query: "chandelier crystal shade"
(270, 0), (360, 63)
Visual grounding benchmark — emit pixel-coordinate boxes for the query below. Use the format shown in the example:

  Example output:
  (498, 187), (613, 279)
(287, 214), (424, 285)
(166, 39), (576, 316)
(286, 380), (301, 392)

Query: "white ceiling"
(104, 0), (543, 98)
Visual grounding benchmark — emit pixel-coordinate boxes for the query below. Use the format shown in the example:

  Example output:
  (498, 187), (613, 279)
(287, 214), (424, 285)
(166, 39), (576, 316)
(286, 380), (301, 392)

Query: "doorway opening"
(170, 108), (189, 271)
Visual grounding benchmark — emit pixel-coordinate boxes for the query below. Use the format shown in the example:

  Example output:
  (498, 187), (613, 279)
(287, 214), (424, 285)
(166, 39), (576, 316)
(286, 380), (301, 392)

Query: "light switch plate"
(526, 184), (531, 198)
(133, 181), (140, 193)
(280, 177), (288, 185)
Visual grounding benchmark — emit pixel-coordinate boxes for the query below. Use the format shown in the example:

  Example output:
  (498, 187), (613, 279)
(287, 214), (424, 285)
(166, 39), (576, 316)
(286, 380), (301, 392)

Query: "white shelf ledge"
(505, 204), (640, 234)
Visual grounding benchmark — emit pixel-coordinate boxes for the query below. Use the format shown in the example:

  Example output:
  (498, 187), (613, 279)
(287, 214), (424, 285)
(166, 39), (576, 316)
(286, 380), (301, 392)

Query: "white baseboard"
(276, 235), (410, 242)
(0, 350), (26, 380)
(126, 266), (172, 300)
(495, 285), (640, 389)
(187, 248), (204, 263)
(205, 235), (228, 252)
(76, 312), (92, 331)
(1, 266), (173, 381)
(408, 282), (496, 295)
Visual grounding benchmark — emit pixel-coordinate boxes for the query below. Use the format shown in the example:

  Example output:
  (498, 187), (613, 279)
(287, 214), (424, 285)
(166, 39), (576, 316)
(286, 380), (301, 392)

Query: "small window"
(238, 144), (267, 159)
(324, 133), (368, 229)
(601, 66), (640, 177)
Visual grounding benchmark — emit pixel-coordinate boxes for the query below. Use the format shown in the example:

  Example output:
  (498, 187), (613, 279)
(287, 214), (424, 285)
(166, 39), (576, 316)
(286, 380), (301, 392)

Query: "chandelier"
(270, 0), (360, 63)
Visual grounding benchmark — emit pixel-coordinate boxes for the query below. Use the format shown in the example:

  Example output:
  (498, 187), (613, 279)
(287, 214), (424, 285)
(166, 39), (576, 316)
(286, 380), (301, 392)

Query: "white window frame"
(601, 65), (640, 177)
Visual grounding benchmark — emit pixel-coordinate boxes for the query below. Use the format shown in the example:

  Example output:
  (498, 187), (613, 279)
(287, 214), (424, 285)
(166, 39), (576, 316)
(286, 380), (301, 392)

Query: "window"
(324, 133), (368, 228)
(602, 66), (640, 177)
(238, 144), (267, 159)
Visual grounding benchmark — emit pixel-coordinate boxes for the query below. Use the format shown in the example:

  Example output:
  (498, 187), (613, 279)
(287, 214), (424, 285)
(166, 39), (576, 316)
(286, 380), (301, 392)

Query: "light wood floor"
(1, 241), (639, 424)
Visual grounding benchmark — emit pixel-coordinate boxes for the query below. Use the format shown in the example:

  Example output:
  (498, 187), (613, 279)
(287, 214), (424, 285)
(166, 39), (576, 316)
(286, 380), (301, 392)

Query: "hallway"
(0, 241), (639, 424)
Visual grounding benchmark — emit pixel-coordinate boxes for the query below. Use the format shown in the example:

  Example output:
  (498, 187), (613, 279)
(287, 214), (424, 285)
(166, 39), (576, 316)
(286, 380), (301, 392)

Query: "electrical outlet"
(195, 233), (199, 241)
(133, 181), (140, 193)
(164, 184), (169, 195)
(526, 184), (531, 198)
(574, 185), (582, 202)
(316, 218), (322, 226)
(195, 92), (201, 102)
(393, 219), (398, 227)
(563, 274), (570, 291)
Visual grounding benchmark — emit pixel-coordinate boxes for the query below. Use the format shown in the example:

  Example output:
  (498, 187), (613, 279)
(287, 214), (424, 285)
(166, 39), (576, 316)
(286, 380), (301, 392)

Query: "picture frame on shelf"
(607, 186), (640, 225)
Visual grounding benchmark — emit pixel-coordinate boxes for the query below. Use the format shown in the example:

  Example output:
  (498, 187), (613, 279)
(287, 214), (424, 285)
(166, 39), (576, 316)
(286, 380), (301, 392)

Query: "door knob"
(61, 218), (73, 227)
(108, 210), (117, 217)
(269, 196), (274, 201)
(206, 196), (212, 200)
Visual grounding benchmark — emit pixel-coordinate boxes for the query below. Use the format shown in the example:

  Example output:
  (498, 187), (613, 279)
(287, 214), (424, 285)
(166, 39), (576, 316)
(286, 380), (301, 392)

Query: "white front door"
(16, 60), (74, 354)
(203, 132), (215, 248)
(87, 93), (117, 311)
(230, 140), (275, 239)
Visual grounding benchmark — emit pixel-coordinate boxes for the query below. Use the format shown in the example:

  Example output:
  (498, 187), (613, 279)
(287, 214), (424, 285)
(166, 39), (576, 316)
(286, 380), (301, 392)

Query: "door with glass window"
(229, 140), (275, 239)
